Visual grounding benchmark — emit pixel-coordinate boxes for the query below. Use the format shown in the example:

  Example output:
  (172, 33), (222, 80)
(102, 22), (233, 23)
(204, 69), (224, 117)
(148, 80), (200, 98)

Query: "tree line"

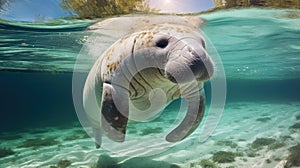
(61, 0), (159, 19)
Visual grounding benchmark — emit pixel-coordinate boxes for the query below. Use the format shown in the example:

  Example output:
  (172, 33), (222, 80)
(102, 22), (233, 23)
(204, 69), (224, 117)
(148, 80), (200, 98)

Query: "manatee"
(82, 15), (214, 148)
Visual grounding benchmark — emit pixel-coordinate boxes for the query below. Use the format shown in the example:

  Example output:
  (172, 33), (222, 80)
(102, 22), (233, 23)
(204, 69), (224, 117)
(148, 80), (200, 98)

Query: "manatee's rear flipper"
(101, 83), (129, 142)
(166, 89), (205, 142)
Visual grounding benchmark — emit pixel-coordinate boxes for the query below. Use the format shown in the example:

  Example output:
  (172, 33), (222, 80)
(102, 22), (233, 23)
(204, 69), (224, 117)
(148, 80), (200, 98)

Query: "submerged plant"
(64, 135), (81, 141)
(212, 151), (235, 163)
(90, 163), (98, 168)
(216, 140), (238, 148)
(250, 138), (276, 149)
(286, 144), (300, 167)
(139, 127), (163, 135)
(62, 129), (90, 141)
(199, 159), (218, 168)
(50, 159), (72, 168)
(281, 135), (294, 141)
(18, 137), (59, 148)
(226, 166), (236, 168)
(234, 151), (244, 157)
(127, 129), (137, 134)
(57, 160), (72, 168)
(0, 148), (15, 158)
(246, 150), (258, 157)
(268, 142), (285, 150)
(266, 159), (272, 164)
(289, 123), (300, 129)
(73, 129), (86, 135)
(96, 154), (119, 168)
(256, 117), (272, 122)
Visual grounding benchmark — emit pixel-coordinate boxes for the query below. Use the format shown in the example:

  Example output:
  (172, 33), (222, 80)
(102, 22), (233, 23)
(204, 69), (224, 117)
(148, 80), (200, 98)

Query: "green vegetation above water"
(61, 0), (157, 19)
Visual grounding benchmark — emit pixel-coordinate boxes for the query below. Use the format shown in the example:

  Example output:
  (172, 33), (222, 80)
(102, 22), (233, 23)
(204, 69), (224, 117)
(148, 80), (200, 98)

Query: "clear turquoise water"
(0, 8), (299, 168)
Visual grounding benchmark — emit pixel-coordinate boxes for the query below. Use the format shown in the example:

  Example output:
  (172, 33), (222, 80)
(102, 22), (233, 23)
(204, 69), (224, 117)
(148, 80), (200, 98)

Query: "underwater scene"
(0, 1), (300, 168)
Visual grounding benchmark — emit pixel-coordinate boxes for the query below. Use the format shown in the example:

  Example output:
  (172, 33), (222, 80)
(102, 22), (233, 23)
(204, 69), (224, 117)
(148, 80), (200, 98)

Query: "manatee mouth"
(165, 59), (214, 84)
(164, 40), (214, 84)
(191, 59), (214, 82)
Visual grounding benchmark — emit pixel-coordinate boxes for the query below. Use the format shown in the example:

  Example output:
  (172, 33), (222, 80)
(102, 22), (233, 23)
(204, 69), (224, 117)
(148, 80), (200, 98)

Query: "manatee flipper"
(166, 89), (205, 142)
(101, 83), (129, 142)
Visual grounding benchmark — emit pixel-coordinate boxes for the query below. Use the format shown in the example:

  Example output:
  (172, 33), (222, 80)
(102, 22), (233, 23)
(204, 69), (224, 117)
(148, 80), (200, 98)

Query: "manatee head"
(164, 34), (214, 83)
(129, 23), (214, 84)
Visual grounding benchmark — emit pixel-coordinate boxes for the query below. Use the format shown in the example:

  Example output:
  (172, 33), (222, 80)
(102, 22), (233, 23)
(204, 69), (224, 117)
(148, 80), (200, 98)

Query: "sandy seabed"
(0, 101), (299, 168)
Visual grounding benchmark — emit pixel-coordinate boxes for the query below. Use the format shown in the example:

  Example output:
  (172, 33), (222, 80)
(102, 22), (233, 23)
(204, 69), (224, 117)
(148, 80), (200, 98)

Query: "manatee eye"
(156, 38), (169, 48)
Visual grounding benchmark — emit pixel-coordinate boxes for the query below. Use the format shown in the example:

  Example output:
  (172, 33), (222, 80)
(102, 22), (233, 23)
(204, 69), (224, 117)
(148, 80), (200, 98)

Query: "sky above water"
(0, 0), (215, 22)
(150, 0), (215, 13)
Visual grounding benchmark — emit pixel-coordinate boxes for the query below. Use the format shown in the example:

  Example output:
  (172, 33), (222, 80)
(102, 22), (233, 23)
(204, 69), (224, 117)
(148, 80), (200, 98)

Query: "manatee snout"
(165, 41), (214, 83)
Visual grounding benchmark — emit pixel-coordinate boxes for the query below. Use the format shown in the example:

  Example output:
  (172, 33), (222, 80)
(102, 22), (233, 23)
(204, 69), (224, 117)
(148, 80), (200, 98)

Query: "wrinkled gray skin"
(83, 21), (214, 148)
